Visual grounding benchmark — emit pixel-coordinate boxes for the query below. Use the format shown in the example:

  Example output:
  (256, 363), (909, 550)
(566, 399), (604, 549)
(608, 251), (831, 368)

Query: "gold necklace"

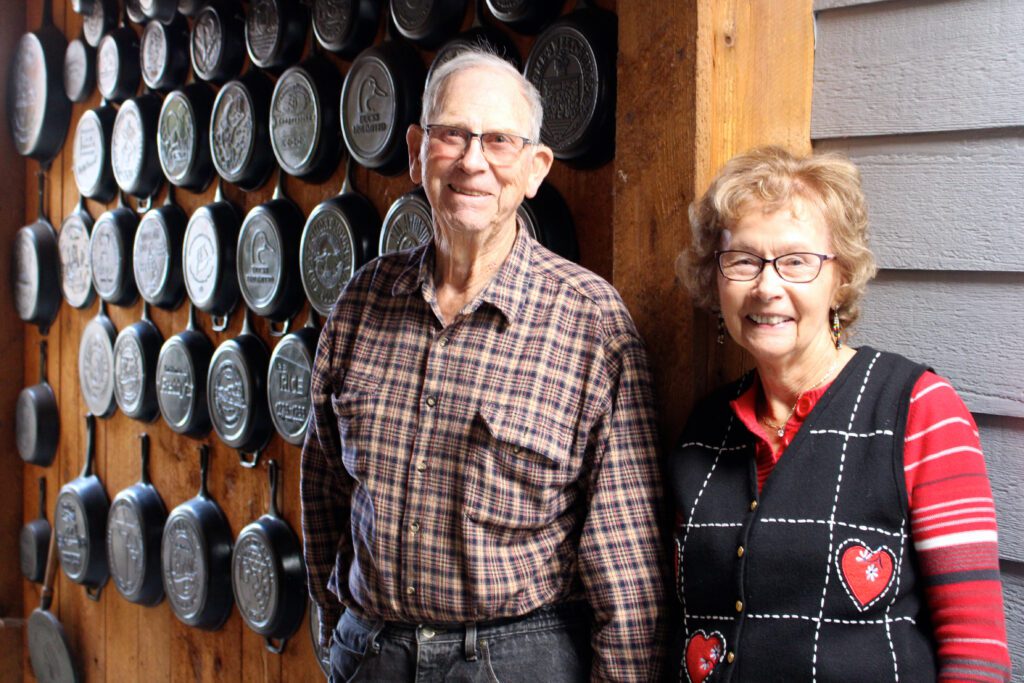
(760, 356), (841, 438)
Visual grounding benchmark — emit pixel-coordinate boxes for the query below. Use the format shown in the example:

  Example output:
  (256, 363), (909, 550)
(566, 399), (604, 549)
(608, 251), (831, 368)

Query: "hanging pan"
(60, 198), (96, 310)
(233, 459), (306, 653)
(112, 91), (165, 199)
(301, 157), (379, 317)
(141, 15), (191, 93)
(190, 0), (245, 85)
(245, 0), (309, 73)
(21, 478), (51, 585)
(156, 303), (213, 438)
(134, 187), (187, 310)
(82, 0), (117, 48)
(523, 0), (616, 168)
(79, 302), (118, 418)
(139, 0), (179, 24)
(312, 0), (383, 59)
(484, 0), (564, 34)
(208, 309), (272, 467)
(126, 0), (148, 24)
(183, 180), (240, 330)
(107, 433), (167, 606)
(17, 340), (60, 467)
(516, 181), (578, 261)
(55, 413), (110, 600)
(64, 31), (95, 103)
(268, 310), (319, 446)
(427, 0), (520, 80)
(179, 0), (212, 17)
(97, 5), (141, 103)
(391, 0), (467, 49)
(113, 303), (164, 422)
(28, 524), (80, 683)
(162, 444), (234, 630)
(270, 51), (343, 182)
(6, 0), (71, 163)
(91, 193), (140, 307)
(12, 170), (61, 335)
(158, 82), (216, 192)
(210, 69), (275, 191)
(72, 100), (118, 203)
(379, 187), (433, 255)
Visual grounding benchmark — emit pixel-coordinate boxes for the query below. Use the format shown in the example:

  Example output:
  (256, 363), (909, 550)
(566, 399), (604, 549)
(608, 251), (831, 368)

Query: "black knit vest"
(668, 348), (936, 682)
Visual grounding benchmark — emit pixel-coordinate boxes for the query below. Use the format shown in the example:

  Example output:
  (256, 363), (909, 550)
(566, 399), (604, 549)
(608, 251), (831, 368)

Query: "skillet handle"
(238, 449), (262, 469)
(264, 636), (288, 655)
(84, 583), (104, 602)
(267, 318), (292, 338)
(211, 313), (231, 332)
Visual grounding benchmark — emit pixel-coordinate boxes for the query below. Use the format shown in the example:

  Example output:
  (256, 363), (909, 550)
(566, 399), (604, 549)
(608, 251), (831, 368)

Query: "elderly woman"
(668, 147), (1010, 682)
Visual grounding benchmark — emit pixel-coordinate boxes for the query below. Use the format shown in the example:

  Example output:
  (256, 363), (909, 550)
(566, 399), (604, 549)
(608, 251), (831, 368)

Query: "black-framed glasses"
(715, 250), (837, 283)
(423, 124), (536, 166)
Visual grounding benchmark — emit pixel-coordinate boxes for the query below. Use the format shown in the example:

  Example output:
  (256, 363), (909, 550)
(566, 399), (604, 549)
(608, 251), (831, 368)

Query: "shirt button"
(415, 458), (427, 472)
(511, 445), (522, 454)
(735, 600), (744, 612)
(409, 521), (420, 533)
(437, 337), (449, 348)
(406, 586), (416, 595)
(750, 500), (759, 511)
(425, 396), (437, 408)
(737, 546), (745, 557)
(726, 652), (736, 664)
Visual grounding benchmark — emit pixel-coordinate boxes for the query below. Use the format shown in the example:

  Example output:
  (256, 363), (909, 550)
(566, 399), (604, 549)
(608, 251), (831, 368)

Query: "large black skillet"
(17, 340), (60, 467)
(183, 181), (241, 331)
(21, 477), (51, 584)
(391, 0), (466, 48)
(156, 303), (214, 437)
(485, 0), (564, 34)
(28, 521), (81, 683)
(312, 0), (383, 59)
(13, 170), (61, 335)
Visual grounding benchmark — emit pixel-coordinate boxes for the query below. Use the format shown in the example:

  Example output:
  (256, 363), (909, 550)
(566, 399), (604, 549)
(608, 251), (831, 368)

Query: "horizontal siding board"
(976, 415), (1024, 564)
(854, 271), (1024, 418)
(999, 561), (1023, 679)
(812, 0), (1024, 137)
(816, 131), (1024, 272)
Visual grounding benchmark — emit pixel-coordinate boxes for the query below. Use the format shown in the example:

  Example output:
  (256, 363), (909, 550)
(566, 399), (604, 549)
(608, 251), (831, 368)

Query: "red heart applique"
(685, 630), (726, 683)
(837, 539), (896, 610)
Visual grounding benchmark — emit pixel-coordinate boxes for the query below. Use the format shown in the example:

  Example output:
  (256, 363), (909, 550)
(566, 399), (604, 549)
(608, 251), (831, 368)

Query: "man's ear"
(407, 125), (424, 185)
(523, 143), (554, 199)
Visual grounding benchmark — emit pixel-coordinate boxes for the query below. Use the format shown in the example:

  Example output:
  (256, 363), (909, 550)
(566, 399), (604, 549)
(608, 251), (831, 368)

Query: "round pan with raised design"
(13, 172), (61, 334)
(96, 13), (141, 103)
(134, 189), (186, 310)
(190, 0), (245, 84)
(312, 0), (383, 59)
(141, 15), (191, 93)
(378, 187), (433, 255)
(269, 57), (342, 182)
(183, 182), (240, 328)
(391, 0), (467, 49)
(73, 102), (117, 202)
(81, 0), (117, 48)
(156, 303), (213, 437)
(245, 0), (309, 74)
(113, 303), (164, 422)
(91, 195), (140, 306)
(17, 341), (60, 467)
(158, 83), (216, 191)
(60, 198), (96, 310)
(112, 93), (164, 199)
(79, 303), (118, 418)
(267, 311), (319, 445)
(64, 34), (95, 103)
(210, 70), (275, 191)
(484, 0), (564, 34)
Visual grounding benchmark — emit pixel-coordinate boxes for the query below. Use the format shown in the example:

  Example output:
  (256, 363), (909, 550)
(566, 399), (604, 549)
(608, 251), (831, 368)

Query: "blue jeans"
(328, 602), (592, 682)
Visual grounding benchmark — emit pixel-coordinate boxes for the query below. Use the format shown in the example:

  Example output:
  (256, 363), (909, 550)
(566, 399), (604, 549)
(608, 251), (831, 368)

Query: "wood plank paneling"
(812, 0), (1024, 138)
(817, 131), (1024, 272)
(855, 271), (1024, 419)
(977, 415), (1024, 564)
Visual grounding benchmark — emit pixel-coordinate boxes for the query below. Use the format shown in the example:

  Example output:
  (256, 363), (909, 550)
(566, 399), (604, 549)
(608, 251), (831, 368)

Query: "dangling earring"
(831, 308), (843, 349)
(717, 313), (726, 345)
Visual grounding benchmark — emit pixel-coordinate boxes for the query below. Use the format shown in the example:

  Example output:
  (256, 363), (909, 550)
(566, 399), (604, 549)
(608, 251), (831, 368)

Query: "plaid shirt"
(301, 230), (667, 681)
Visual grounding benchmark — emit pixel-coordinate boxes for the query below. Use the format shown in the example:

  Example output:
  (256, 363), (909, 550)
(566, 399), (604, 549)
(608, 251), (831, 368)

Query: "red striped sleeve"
(904, 372), (1012, 683)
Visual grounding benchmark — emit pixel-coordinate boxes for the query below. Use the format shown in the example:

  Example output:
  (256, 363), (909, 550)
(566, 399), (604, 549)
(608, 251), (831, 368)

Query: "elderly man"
(301, 48), (666, 682)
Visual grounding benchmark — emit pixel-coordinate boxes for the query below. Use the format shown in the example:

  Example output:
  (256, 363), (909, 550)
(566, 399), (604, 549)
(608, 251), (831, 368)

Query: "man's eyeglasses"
(715, 250), (837, 283)
(423, 124), (536, 166)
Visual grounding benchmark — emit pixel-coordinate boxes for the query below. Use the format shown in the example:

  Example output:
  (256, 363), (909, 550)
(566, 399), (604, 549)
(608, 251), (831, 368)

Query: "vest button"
(726, 651), (736, 664)
(735, 600), (744, 612)
(737, 546), (745, 557)
(750, 500), (759, 511)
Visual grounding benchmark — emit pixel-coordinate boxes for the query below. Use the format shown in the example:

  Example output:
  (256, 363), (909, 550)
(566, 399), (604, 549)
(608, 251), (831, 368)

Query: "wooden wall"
(812, 0), (1024, 677)
(7, 1), (816, 681)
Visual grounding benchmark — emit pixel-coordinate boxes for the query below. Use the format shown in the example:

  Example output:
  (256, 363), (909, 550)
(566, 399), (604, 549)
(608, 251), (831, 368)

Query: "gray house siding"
(812, 0), (1024, 678)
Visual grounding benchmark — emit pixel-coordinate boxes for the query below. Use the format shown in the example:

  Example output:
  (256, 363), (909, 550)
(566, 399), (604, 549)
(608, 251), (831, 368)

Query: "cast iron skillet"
(208, 309), (272, 466)
(267, 311), (319, 446)
(141, 15), (191, 92)
(523, 0), (617, 168)
(158, 83), (216, 192)
(17, 340), (60, 467)
(378, 187), (433, 255)
(484, 0), (564, 34)
(183, 181), (241, 330)
(134, 188), (187, 310)
(79, 302), (118, 418)
(127, 0), (147, 24)
(233, 459), (306, 653)
(312, 0), (383, 59)
(72, 100), (118, 202)
(55, 413), (110, 600)
(191, 0), (246, 84)
(64, 32), (95, 103)
(245, 0), (309, 73)
(107, 433), (167, 606)
(162, 444), (234, 630)
(6, 0), (71, 163)
(516, 181), (578, 261)
(270, 55), (342, 182)
(427, 0), (521, 82)
(236, 171), (305, 334)
(391, 0), (467, 48)
(91, 194), (140, 306)
(179, 0), (212, 17)
(21, 478), (51, 584)
(140, 0), (179, 24)
(113, 303), (164, 422)
(82, 0), (117, 49)
(301, 157), (379, 317)
(156, 303), (213, 437)
(60, 198), (96, 310)
(112, 92), (165, 199)
(210, 69), (275, 191)
(97, 7), (141, 103)
(28, 524), (80, 683)
(340, 27), (426, 175)
(12, 170), (61, 334)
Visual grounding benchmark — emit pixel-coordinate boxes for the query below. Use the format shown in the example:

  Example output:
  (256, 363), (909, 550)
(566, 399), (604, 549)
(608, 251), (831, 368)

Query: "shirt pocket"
(330, 373), (382, 481)
(464, 402), (576, 531)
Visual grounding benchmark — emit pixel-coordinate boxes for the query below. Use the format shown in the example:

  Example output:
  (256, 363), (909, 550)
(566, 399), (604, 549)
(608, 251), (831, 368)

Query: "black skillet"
(158, 83), (216, 191)
(427, 0), (521, 81)
(140, 0), (179, 24)
(55, 414), (110, 600)
(72, 0), (95, 13)
(379, 187), (433, 255)
(210, 69), (275, 191)
(134, 188), (187, 310)
(340, 26), (426, 175)
(485, 0), (563, 34)
(28, 524), (80, 683)
(64, 33), (96, 103)
(113, 303), (164, 422)
(245, 0), (309, 73)
(237, 171), (305, 334)
(12, 170), (61, 334)
(233, 459), (306, 653)
(183, 181), (240, 330)
(179, 0), (212, 17)
(162, 444), (234, 630)
(17, 340), (60, 467)
(60, 198), (96, 310)
(112, 92), (165, 199)
(72, 100), (118, 202)
(191, 0), (246, 84)
(127, 0), (148, 24)
(79, 302), (118, 418)
(156, 303), (213, 438)
(270, 54), (343, 182)
(517, 180), (578, 261)
(6, 0), (71, 163)
(141, 15), (191, 92)
(391, 0), (467, 49)
(301, 157), (379, 317)
(107, 433), (167, 606)
(21, 478), (51, 584)
(312, 0), (384, 59)
(97, 7), (141, 103)
(91, 194), (140, 306)
(82, 0), (117, 48)
(208, 309), (272, 467)
(523, 0), (616, 168)
(267, 311), (319, 446)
